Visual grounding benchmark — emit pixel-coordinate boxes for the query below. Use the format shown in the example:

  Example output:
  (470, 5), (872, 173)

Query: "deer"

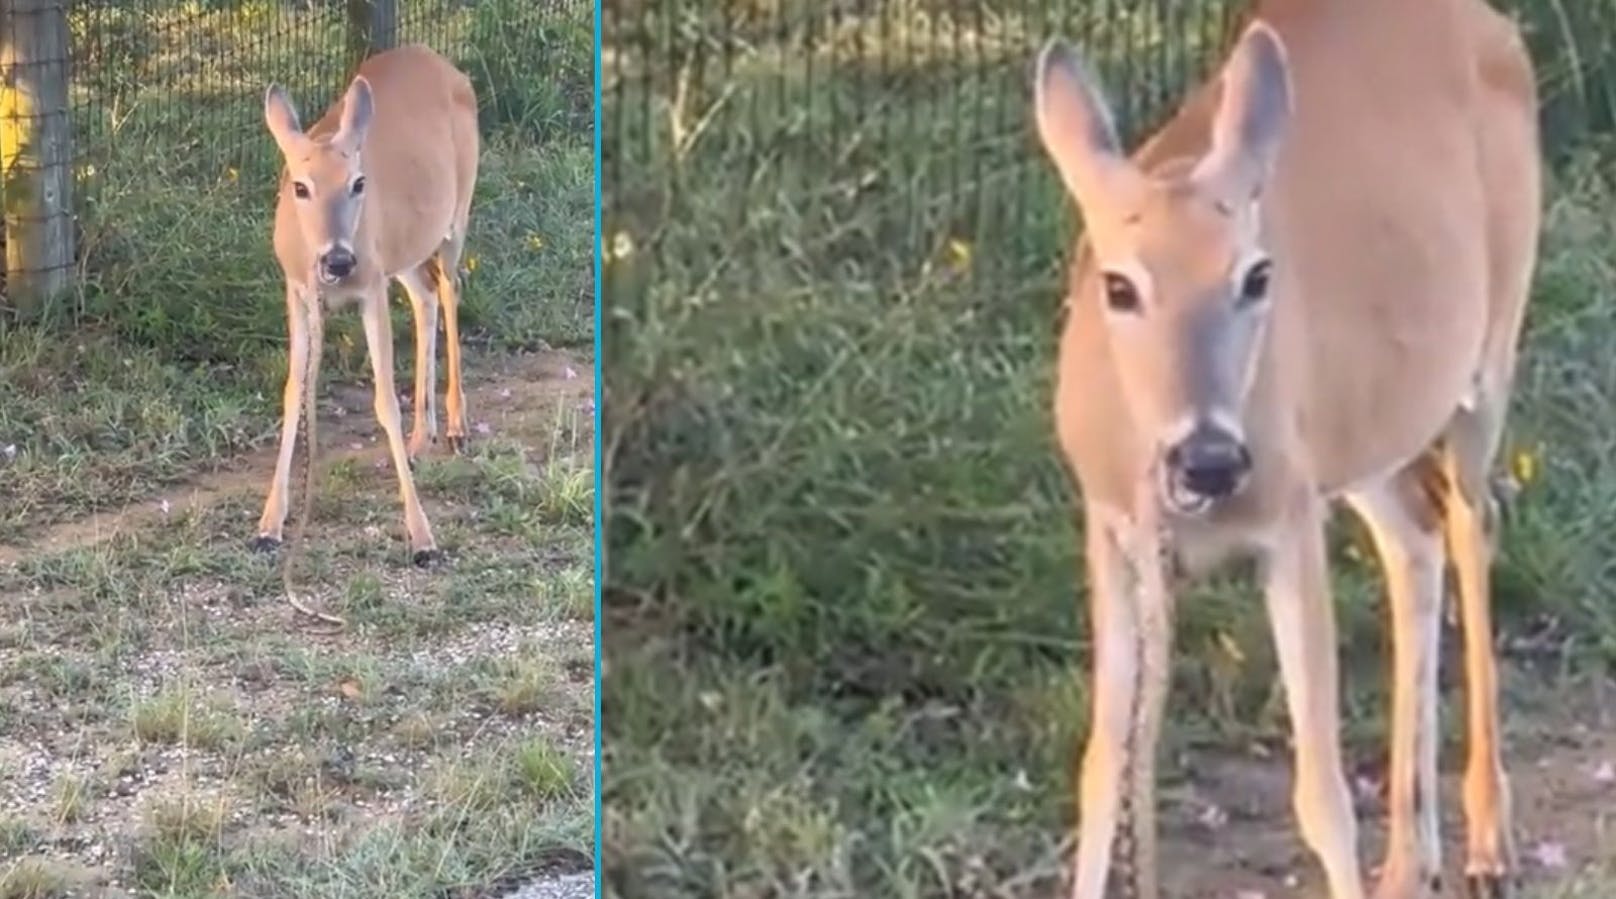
(249, 44), (480, 611)
(1031, 1), (1539, 897)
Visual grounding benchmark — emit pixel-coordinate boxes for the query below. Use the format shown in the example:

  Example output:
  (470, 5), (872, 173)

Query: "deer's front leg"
(1072, 505), (1171, 899)
(253, 283), (310, 551)
(1346, 471), (1445, 899)
(1264, 494), (1366, 899)
(359, 287), (440, 564)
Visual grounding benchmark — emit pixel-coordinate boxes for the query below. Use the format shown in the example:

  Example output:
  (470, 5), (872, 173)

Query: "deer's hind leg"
(396, 265), (442, 461)
(1439, 389), (1517, 898)
(1344, 457), (1448, 899)
(433, 226), (470, 453)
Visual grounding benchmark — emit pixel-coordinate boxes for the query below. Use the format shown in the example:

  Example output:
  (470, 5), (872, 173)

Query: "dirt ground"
(0, 350), (588, 567)
(1141, 676), (1615, 898)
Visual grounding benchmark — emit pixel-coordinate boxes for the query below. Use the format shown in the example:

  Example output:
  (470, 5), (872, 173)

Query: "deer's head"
(264, 76), (376, 287)
(1036, 24), (1293, 515)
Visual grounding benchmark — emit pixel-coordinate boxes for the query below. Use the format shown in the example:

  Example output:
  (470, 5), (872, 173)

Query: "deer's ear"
(1034, 38), (1131, 208)
(1192, 23), (1293, 202)
(333, 76), (375, 152)
(264, 84), (303, 155)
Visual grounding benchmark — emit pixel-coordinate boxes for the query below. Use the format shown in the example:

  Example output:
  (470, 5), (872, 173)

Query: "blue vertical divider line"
(590, 0), (606, 892)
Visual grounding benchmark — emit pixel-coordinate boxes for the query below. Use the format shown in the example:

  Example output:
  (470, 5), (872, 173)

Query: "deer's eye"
(351, 176), (366, 196)
(1102, 272), (1142, 314)
(1238, 259), (1272, 307)
(292, 181), (311, 200)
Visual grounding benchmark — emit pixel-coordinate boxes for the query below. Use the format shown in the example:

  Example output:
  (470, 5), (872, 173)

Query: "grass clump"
(0, 858), (73, 899)
(51, 775), (91, 825)
(513, 738), (578, 802)
(482, 655), (557, 716)
(129, 796), (231, 897)
(129, 686), (244, 750)
(430, 736), (581, 813)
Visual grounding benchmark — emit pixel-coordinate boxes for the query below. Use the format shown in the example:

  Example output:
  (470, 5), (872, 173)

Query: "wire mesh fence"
(0, 0), (590, 316)
(603, 0), (1616, 287)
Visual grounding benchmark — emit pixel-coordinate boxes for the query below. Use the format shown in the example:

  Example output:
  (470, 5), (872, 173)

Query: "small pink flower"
(499, 388), (512, 399)
(474, 421), (492, 436)
(1352, 774), (1381, 804)
(1529, 841), (1568, 870)
(1196, 802), (1228, 830)
(563, 365), (578, 380)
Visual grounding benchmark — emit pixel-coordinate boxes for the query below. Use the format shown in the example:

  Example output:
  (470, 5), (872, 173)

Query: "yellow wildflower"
(1216, 631), (1246, 665)
(1512, 446), (1539, 486)
(946, 237), (972, 272)
(609, 231), (635, 261)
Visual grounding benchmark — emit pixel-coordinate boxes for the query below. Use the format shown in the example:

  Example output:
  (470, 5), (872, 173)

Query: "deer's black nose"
(1165, 424), (1252, 499)
(320, 248), (356, 279)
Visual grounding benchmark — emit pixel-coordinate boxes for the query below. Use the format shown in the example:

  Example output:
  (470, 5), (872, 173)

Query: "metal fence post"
(347, 0), (399, 65)
(0, 0), (74, 312)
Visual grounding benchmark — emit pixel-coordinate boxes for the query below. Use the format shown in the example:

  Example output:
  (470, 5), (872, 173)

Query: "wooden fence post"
(346, 0), (399, 67)
(0, 0), (74, 313)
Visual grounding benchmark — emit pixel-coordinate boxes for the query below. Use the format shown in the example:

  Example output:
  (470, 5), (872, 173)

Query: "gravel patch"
(498, 871), (594, 899)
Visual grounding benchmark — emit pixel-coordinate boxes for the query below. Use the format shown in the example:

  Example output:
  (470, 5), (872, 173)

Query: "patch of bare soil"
(0, 349), (590, 567)
(1147, 676), (1616, 898)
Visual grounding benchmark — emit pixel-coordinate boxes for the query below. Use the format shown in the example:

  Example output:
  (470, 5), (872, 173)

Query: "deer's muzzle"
(318, 246), (357, 284)
(1161, 422), (1250, 512)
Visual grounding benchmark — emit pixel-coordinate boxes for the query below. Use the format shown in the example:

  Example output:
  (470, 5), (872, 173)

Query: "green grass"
(128, 684), (247, 750)
(0, 860), (75, 899)
(0, 411), (596, 895)
(0, 1), (596, 896)
(604, 5), (1616, 896)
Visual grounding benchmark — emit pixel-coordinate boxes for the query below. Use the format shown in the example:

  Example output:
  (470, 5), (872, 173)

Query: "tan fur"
(253, 44), (480, 567)
(1036, 2), (1539, 897)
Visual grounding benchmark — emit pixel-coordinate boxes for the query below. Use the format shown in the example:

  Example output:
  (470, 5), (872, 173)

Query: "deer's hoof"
(446, 435), (467, 455)
(1464, 873), (1510, 899)
(250, 535), (282, 555)
(1376, 872), (1442, 899)
(412, 548), (445, 569)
